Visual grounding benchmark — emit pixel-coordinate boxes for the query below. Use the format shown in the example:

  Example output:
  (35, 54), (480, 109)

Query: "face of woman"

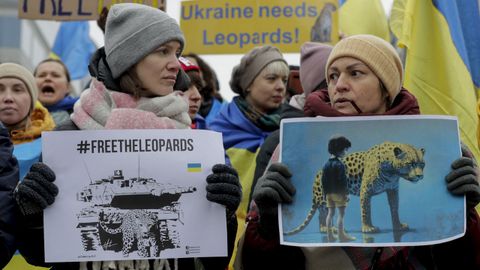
(245, 66), (287, 114)
(327, 57), (387, 115)
(0, 77), (32, 127)
(184, 85), (202, 120)
(35, 61), (70, 106)
(135, 41), (182, 97)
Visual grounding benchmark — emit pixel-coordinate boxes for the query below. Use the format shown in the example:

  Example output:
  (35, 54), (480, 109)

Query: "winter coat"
(0, 123), (19, 269)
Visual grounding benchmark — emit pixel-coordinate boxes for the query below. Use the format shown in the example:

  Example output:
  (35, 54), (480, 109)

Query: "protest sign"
(42, 129), (227, 261)
(181, 0), (339, 54)
(280, 115), (465, 247)
(19, 0), (165, 20)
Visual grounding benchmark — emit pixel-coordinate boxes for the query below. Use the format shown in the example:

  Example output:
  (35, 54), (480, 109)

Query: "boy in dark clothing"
(321, 135), (355, 242)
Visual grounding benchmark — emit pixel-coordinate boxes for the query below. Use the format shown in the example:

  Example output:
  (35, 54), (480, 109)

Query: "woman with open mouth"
(34, 59), (78, 125)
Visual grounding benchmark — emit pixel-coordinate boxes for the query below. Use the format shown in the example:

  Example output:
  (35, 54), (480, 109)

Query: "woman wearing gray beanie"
(209, 44), (289, 267)
(14, 3), (241, 270)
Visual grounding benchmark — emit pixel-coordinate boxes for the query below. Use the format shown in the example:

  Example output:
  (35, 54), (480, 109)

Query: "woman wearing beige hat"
(0, 62), (56, 270)
(244, 35), (480, 269)
(0, 63), (55, 177)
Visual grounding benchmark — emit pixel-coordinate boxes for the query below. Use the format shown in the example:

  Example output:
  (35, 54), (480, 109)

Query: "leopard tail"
(283, 203), (319, 235)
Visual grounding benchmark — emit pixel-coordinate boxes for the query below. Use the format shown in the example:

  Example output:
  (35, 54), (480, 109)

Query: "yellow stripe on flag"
(392, 0), (480, 160)
(339, 0), (390, 41)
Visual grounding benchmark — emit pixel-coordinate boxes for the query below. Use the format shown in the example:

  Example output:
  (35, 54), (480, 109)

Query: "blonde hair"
(262, 60), (289, 78)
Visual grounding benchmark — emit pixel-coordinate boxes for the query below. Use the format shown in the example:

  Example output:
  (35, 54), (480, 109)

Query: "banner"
(180, 0), (339, 54)
(19, 0), (166, 21)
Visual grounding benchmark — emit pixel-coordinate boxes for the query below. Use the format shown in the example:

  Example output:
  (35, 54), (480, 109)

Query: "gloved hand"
(15, 162), (58, 216)
(206, 164), (242, 217)
(446, 157), (480, 209)
(252, 163), (295, 237)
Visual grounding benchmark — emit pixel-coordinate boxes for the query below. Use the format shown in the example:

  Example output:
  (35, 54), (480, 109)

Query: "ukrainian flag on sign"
(187, 163), (202, 172)
(390, 0), (480, 161)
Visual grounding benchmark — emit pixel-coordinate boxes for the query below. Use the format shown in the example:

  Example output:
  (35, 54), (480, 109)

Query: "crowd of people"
(1, 3), (479, 270)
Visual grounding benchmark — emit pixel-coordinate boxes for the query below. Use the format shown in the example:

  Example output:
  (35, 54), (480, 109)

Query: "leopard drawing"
(99, 209), (160, 257)
(284, 141), (425, 235)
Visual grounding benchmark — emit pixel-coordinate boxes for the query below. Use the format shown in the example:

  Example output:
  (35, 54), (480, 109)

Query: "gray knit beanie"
(300, 42), (333, 96)
(105, 3), (185, 79)
(230, 45), (287, 96)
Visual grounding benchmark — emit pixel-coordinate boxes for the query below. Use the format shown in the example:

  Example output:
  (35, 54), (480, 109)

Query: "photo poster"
(279, 115), (465, 247)
(42, 129), (227, 262)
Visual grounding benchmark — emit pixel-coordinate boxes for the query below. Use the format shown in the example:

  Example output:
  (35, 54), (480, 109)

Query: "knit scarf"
(10, 101), (55, 145)
(234, 96), (281, 132)
(71, 79), (191, 130)
(303, 88), (420, 117)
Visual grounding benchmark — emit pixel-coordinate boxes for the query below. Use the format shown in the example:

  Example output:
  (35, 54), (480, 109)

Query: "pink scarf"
(71, 79), (191, 130)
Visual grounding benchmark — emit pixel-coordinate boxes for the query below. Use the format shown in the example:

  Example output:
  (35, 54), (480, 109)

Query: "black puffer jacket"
(0, 122), (19, 268)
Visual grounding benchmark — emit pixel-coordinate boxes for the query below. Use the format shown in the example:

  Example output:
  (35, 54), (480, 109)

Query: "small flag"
(187, 163), (202, 173)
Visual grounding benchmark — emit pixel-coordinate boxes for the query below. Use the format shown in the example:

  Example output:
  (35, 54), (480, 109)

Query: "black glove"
(206, 164), (242, 217)
(252, 163), (295, 237)
(15, 162), (59, 216)
(446, 157), (480, 209)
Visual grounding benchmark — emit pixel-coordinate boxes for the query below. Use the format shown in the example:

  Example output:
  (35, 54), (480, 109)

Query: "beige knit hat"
(0, 63), (38, 112)
(325, 34), (403, 103)
(230, 45), (287, 97)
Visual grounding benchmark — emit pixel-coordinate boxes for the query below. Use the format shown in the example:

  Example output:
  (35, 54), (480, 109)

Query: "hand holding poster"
(279, 115), (465, 247)
(42, 129), (227, 262)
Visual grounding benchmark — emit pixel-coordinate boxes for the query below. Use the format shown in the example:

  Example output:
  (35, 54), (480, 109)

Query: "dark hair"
(118, 66), (144, 99)
(183, 53), (222, 102)
(97, 7), (109, 34)
(328, 135), (351, 156)
(186, 70), (205, 90)
(380, 81), (391, 108)
(34, 58), (71, 82)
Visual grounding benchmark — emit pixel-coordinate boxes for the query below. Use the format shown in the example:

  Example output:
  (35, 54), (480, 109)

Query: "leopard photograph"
(284, 141), (426, 236)
(99, 209), (161, 257)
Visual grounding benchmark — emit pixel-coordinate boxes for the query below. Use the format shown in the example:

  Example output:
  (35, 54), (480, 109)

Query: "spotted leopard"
(284, 141), (425, 235)
(99, 209), (160, 257)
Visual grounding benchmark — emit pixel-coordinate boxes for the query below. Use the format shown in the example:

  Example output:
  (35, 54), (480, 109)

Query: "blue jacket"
(0, 123), (19, 268)
(192, 114), (207, 130)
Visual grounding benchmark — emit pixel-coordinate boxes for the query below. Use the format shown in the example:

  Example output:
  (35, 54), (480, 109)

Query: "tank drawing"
(77, 169), (196, 209)
(76, 170), (196, 257)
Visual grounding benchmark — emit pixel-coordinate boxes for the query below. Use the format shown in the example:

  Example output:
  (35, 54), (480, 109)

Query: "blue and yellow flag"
(50, 21), (96, 80)
(187, 163), (202, 172)
(338, 0), (391, 41)
(390, 0), (480, 161)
